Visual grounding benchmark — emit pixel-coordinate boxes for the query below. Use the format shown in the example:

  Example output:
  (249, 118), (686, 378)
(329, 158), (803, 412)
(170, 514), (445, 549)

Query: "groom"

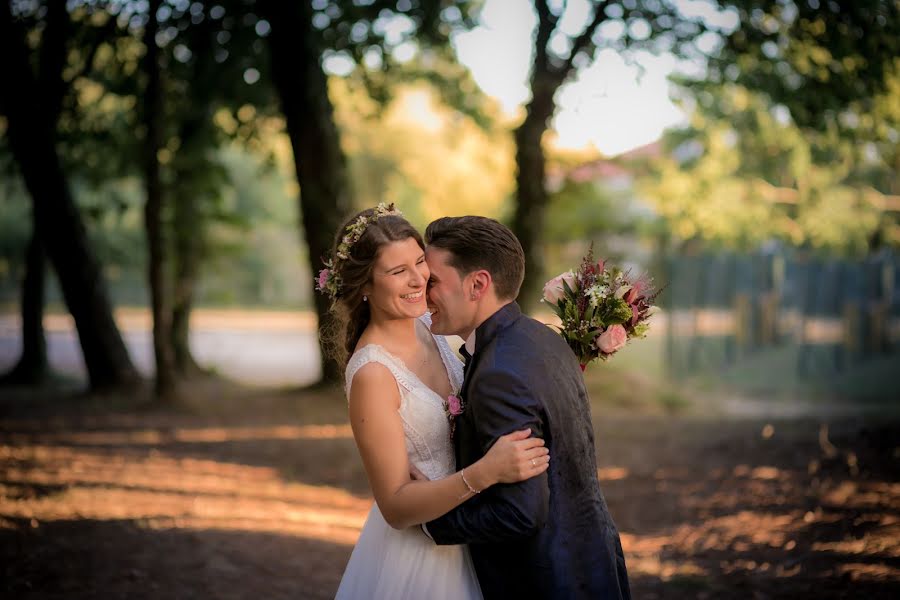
(423, 216), (630, 599)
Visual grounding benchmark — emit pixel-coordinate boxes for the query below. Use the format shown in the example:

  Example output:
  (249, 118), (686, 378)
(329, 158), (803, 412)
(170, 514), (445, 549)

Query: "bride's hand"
(482, 428), (550, 485)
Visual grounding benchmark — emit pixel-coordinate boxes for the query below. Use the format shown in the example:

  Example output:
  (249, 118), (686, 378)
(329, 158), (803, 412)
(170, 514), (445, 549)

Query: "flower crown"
(315, 202), (403, 299)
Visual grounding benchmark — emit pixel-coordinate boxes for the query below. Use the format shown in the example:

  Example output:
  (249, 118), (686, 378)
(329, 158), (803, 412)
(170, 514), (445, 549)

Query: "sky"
(453, 0), (693, 156)
(321, 0), (737, 158)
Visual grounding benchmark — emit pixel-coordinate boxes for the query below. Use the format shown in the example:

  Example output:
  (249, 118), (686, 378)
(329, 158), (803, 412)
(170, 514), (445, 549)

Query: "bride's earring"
(363, 295), (368, 302)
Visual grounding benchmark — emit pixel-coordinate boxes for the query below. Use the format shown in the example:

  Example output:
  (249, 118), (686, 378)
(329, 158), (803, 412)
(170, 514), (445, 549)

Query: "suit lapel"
(453, 302), (522, 462)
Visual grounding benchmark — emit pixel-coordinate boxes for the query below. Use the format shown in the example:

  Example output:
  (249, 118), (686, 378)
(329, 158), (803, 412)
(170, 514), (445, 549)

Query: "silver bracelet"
(460, 468), (480, 495)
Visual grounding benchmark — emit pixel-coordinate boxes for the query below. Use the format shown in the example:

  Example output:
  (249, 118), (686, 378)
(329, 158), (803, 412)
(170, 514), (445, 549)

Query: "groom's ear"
(469, 269), (493, 300)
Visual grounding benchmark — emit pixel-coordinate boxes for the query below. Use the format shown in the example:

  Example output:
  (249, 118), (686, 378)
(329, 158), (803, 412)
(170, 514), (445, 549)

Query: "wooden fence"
(663, 250), (899, 380)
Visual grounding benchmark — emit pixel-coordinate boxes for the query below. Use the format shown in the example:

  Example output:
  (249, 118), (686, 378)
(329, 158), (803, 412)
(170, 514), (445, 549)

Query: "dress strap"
(345, 345), (417, 400)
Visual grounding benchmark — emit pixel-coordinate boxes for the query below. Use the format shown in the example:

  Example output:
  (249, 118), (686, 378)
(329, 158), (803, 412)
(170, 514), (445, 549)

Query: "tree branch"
(37, 0), (69, 121)
(562, 0), (608, 76)
(533, 0), (558, 75)
(66, 15), (120, 90)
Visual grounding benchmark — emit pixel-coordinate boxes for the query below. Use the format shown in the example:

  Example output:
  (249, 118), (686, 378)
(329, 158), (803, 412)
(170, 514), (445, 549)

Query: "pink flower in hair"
(316, 268), (330, 291)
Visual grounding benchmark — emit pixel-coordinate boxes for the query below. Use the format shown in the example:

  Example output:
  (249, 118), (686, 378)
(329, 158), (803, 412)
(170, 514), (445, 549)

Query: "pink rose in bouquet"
(595, 324), (627, 354)
(542, 271), (578, 305)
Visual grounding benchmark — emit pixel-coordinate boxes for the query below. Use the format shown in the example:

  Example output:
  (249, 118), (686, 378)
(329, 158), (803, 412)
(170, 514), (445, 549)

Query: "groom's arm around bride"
(425, 362), (550, 543)
(428, 360), (551, 544)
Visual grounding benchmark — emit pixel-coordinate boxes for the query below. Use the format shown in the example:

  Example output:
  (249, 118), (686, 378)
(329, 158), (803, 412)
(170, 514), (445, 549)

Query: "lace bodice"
(345, 314), (464, 482)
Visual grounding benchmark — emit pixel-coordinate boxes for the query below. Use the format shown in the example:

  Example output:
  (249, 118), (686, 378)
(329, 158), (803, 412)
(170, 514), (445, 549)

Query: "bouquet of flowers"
(542, 245), (661, 370)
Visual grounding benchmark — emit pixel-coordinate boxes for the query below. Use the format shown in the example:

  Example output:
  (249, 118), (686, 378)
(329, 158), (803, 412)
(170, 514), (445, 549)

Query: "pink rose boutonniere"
(444, 391), (465, 440)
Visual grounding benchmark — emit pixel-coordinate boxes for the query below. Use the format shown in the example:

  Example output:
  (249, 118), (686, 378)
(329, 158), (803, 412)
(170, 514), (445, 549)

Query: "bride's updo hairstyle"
(319, 204), (424, 368)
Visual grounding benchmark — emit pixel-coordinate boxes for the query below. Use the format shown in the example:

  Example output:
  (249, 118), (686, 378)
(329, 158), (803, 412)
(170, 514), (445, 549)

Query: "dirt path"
(1, 384), (898, 599)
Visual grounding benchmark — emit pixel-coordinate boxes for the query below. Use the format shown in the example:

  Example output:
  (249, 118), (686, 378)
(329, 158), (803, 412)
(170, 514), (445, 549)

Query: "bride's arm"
(349, 362), (548, 530)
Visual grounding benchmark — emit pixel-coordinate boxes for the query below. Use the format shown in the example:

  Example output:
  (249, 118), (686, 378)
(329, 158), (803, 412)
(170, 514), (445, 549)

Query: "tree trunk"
(0, 231), (49, 385)
(511, 85), (557, 311)
(260, 0), (353, 384)
(169, 108), (214, 378)
(142, 0), (177, 399)
(171, 288), (202, 376)
(166, 14), (220, 379)
(0, 4), (139, 391)
(171, 181), (204, 377)
(1, 0), (69, 387)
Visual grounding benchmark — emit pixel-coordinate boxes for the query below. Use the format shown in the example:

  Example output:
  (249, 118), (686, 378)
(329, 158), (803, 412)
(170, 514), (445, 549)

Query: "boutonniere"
(444, 390), (465, 440)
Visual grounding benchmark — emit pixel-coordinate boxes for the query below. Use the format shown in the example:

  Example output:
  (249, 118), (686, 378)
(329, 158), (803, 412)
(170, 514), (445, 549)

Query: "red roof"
(564, 140), (664, 183)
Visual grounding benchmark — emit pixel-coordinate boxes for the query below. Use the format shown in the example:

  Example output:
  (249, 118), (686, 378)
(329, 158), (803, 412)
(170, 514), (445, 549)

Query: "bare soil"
(1, 381), (898, 599)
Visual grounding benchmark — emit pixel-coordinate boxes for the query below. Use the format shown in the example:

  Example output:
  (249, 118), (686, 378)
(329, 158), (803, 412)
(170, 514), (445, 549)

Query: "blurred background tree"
(1, 0), (499, 389)
(256, 0), (491, 382)
(332, 78), (514, 230)
(2, 0), (278, 397)
(1, 0), (897, 394)
(641, 0), (900, 254)
(508, 0), (742, 307)
(1, 0), (140, 390)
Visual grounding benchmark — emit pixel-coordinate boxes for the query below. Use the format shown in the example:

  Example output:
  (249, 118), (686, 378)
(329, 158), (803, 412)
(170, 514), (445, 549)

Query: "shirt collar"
(464, 330), (477, 356)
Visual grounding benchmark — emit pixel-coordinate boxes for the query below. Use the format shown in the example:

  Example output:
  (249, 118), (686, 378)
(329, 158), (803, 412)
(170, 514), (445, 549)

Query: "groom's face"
(425, 247), (475, 338)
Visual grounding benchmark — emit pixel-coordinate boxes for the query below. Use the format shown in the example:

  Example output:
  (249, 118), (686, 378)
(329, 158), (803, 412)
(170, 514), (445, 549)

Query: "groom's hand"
(409, 463), (430, 482)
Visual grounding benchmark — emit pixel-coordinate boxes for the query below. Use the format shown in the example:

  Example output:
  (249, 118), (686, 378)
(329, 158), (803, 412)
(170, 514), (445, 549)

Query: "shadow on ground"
(1, 382), (898, 598)
(1, 516), (350, 600)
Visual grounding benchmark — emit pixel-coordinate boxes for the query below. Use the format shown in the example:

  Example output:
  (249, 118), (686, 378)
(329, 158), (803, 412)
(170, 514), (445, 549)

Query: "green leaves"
(709, 1), (899, 132)
(606, 297), (634, 325)
(649, 2), (900, 253)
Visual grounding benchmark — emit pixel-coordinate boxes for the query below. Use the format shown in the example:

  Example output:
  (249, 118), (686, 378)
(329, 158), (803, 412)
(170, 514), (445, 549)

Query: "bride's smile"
(400, 290), (424, 302)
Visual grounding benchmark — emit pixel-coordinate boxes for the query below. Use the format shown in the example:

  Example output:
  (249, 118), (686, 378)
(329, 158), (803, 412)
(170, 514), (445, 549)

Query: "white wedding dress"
(335, 315), (482, 600)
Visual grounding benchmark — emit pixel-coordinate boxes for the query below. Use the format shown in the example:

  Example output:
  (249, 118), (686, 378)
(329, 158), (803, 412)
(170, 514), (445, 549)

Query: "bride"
(316, 204), (550, 599)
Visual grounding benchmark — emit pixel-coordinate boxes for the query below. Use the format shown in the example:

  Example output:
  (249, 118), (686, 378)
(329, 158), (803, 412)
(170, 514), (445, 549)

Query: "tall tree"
(0, 0), (68, 385)
(141, 0), (177, 398)
(0, 0), (111, 386)
(510, 0), (728, 306)
(160, 1), (277, 375)
(169, 115), (216, 377)
(64, 1), (274, 381)
(256, 0), (478, 383)
(258, 0), (351, 383)
(0, 1), (139, 391)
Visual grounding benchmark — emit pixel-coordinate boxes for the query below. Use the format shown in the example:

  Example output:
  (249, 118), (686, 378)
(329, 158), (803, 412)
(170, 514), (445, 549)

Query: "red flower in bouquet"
(541, 245), (662, 370)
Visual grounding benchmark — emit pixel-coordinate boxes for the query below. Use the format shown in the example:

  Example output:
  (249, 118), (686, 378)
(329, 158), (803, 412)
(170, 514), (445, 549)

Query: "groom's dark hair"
(425, 216), (525, 300)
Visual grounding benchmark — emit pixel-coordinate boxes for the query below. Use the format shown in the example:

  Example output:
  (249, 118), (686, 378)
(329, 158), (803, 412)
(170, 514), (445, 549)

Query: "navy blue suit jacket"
(426, 303), (630, 599)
